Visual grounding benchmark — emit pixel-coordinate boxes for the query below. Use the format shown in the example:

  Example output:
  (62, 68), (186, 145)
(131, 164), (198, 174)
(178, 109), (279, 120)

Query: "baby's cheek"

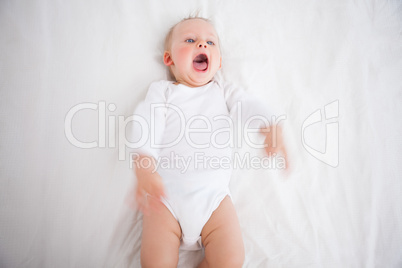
(175, 46), (192, 63)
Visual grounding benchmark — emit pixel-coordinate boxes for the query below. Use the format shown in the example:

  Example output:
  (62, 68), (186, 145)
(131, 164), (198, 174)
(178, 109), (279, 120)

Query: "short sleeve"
(219, 80), (273, 129)
(128, 80), (169, 159)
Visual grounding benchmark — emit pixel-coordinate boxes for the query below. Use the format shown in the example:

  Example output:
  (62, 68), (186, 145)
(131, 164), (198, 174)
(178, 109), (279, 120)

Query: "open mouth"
(193, 54), (208, 71)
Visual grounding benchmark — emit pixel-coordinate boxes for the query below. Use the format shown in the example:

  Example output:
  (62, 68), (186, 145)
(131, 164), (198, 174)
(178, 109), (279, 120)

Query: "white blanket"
(1, 0), (401, 267)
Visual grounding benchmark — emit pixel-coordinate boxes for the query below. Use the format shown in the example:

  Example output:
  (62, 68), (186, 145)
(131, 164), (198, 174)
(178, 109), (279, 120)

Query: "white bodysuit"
(130, 78), (271, 250)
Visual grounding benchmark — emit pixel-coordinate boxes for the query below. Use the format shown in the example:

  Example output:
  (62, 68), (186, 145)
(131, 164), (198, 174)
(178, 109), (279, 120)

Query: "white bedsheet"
(1, 0), (401, 267)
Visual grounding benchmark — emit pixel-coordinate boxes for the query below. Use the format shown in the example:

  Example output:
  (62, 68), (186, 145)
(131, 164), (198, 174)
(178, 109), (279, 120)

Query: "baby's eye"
(185, 39), (195, 43)
(207, 41), (215, 45)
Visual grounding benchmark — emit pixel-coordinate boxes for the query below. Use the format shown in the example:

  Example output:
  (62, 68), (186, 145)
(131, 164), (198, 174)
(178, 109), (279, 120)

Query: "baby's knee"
(206, 245), (245, 268)
(224, 247), (245, 268)
(207, 254), (244, 268)
(141, 250), (178, 268)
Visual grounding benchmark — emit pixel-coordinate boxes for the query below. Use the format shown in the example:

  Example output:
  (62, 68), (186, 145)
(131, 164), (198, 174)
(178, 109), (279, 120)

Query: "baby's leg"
(141, 196), (182, 268)
(198, 196), (245, 268)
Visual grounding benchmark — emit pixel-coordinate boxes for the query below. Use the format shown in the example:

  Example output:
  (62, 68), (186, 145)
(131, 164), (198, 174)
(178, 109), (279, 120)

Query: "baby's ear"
(163, 51), (173, 66)
(219, 57), (222, 69)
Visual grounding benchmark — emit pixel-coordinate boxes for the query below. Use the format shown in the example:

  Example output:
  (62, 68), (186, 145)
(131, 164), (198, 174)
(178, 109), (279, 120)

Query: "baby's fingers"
(148, 185), (166, 213)
(135, 188), (150, 215)
(136, 188), (166, 215)
(148, 195), (166, 213)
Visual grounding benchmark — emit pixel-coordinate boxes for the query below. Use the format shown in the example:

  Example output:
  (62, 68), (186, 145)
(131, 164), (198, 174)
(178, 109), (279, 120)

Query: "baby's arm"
(261, 125), (289, 169)
(129, 81), (169, 213)
(133, 155), (166, 215)
(221, 81), (289, 168)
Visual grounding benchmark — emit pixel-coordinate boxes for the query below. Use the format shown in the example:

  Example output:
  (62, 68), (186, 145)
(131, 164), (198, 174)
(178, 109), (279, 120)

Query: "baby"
(131, 17), (287, 268)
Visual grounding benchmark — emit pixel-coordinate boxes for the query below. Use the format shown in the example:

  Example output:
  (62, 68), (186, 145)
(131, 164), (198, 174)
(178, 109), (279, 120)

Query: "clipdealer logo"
(64, 101), (286, 161)
(301, 100), (339, 167)
(64, 100), (339, 167)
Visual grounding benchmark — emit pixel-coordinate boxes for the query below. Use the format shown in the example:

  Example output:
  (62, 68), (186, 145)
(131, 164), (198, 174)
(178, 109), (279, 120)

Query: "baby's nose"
(198, 43), (207, 48)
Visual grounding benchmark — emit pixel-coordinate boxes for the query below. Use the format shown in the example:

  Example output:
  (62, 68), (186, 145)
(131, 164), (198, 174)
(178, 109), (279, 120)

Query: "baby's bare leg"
(198, 196), (245, 268)
(141, 196), (182, 268)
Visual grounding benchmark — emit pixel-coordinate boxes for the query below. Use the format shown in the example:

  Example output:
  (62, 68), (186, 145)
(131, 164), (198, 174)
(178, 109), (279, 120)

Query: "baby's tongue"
(193, 61), (207, 71)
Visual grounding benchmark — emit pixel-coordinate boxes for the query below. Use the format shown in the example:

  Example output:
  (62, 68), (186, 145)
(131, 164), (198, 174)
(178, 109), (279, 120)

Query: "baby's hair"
(164, 16), (213, 52)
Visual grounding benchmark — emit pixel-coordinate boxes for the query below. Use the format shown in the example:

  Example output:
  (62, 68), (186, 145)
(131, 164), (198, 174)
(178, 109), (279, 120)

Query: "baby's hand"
(133, 155), (166, 215)
(260, 125), (289, 170)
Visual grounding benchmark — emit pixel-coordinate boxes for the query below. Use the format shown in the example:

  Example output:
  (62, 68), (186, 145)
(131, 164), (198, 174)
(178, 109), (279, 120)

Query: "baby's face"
(164, 19), (221, 87)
